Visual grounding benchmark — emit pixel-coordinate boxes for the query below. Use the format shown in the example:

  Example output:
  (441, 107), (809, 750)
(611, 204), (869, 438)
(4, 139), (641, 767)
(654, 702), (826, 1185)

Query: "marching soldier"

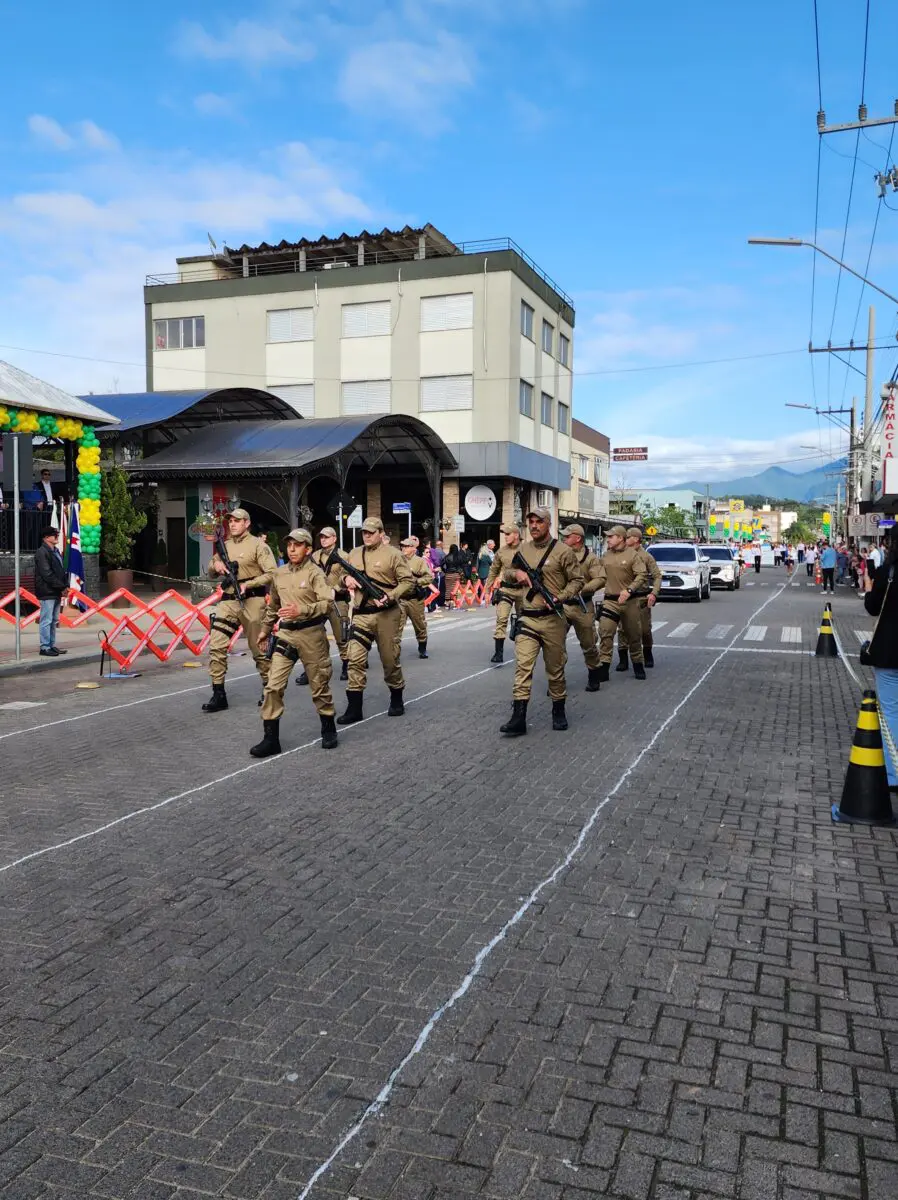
(203, 508), (277, 712)
(398, 537), (434, 658)
(337, 516), (415, 725)
(251, 529), (338, 757)
(616, 526), (662, 671)
(296, 526), (349, 684)
(500, 506), (584, 737)
(485, 522), (526, 662)
(560, 523), (604, 691)
(596, 524), (649, 682)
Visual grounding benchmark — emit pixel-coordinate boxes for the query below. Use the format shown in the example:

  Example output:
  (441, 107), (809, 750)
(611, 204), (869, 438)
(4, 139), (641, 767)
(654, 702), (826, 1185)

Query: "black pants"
(822, 567), (835, 592)
(806, 562), (813, 576)
(754, 560), (761, 573)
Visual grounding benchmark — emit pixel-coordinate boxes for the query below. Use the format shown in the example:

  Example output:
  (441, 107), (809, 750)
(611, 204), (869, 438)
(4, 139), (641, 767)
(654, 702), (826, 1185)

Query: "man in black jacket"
(34, 527), (69, 657)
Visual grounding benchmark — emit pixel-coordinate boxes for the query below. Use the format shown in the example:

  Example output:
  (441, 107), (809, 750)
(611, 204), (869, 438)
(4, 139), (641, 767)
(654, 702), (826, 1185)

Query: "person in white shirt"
(870, 544), (884, 570)
(805, 544), (817, 577)
(797, 541), (805, 564)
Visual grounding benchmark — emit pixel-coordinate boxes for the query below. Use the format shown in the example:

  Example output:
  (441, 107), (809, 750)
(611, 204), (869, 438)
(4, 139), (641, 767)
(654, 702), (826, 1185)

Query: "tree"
(101, 467), (147, 569)
(636, 499), (696, 538)
(782, 520), (814, 544)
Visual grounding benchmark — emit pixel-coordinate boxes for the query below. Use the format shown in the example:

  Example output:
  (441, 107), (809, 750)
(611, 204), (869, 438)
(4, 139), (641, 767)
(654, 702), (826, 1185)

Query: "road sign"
(646, 525), (657, 536)
(453, 514), (465, 532)
(346, 505), (363, 529)
(392, 501), (411, 514)
(729, 499), (745, 513)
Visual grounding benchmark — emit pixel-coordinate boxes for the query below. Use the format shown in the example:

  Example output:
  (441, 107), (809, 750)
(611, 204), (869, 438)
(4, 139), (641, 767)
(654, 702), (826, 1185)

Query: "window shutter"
(342, 301), (390, 337)
(420, 375), (473, 412)
(266, 384), (314, 418)
(421, 293), (474, 332)
(341, 380), (391, 414)
(268, 308), (313, 342)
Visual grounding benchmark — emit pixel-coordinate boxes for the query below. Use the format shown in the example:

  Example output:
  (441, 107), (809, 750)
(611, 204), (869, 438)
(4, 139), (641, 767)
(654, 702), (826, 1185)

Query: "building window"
(342, 300), (391, 338)
(594, 457), (609, 487)
(519, 379), (534, 418)
(537, 489), (553, 509)
(420, 375), (474, 412)
(421, 293), (473, 332)
(266, 384), (314, 418)
(267, 307), (313, 343)
(341, 379), (390, 415)
(578, 455), (589, 482)
(541, 320), (553, 354)
(541, 392), (553, 427)
(558, 402), (570, 434)
(154, 316), (204, 350)
(521, 301), (534, 340)
(559, 333), (570, 367)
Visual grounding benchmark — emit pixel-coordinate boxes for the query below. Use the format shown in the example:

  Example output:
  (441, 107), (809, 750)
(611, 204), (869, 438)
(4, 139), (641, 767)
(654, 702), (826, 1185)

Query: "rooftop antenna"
(207, 232), (218, 253)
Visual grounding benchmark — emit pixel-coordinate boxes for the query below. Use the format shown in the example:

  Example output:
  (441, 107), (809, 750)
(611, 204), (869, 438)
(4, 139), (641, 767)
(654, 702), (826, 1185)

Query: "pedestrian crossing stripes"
(669, 622), (698, 638)
(781, 627), (802, 643)
(744, 626), (767, 641)
(854, 630), (869, 645)
(707, 624), (733, 639)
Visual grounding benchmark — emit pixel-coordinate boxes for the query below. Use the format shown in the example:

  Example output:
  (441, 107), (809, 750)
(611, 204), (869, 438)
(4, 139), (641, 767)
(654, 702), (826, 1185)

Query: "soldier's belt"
(520, 607), (561, 619)
(356, 600), (396, 614)
(279, 615), (327, 631)
(563, 597), (587, 608)
(222, 585), (267, 600)
(597, 605), (621, 623)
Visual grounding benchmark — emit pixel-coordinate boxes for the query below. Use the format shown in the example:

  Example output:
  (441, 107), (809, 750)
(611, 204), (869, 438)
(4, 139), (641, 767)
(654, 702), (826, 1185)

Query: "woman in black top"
(864, 528), (898, 785)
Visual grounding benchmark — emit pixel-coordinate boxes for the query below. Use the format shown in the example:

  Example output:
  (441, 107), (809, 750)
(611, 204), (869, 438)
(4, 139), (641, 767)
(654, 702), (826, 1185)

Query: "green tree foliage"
(782, 521), (815, 544)
(636, 500), (697, 537)
(101, 467), (147, 569)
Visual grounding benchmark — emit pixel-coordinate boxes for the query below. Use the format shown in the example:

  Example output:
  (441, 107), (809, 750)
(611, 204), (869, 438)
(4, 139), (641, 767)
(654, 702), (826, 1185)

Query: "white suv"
(650, 542), (712, 602)
(700, 545), (741, 591)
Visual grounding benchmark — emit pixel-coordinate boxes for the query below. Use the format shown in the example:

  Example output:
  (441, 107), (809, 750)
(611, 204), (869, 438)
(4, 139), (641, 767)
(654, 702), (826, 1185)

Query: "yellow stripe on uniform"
(850, 746), (886, 767)
(856, 712), (881, 730)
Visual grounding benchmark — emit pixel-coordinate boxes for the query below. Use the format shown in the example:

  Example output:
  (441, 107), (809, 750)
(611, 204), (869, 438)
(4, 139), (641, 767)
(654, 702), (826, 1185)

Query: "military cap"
(319, 526), (337, 539)
(227, 507), (251, 521)
(399, 536), (416, 547)
(625, 526), (643, 539)
(284, 528), (313, 546)
(361, 516), (384, 533)
(608, 524), (628, 537)
(560, 522), (586, 538)
(500, 522), (519, 535)
(526, 505), (552, 520)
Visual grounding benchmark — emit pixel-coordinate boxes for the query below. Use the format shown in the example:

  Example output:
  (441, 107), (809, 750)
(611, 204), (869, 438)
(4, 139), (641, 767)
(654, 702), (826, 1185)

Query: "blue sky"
(1, 0), (895, 488)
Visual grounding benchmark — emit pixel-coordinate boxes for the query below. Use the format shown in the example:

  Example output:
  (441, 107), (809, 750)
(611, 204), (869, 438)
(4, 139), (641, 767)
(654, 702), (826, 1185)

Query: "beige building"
(144, 225), (574, 539)
(558, 419), (611, 542)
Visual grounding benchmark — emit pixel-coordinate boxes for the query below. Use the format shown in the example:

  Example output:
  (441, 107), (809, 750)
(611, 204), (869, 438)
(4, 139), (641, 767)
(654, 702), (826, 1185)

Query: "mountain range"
(676, 460), (845, 503)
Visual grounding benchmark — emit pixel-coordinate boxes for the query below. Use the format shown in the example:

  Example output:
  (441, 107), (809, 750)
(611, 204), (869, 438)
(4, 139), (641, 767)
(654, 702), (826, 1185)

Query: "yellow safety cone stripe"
(850, 746), (886, 767)
(856, 712), (882, 730)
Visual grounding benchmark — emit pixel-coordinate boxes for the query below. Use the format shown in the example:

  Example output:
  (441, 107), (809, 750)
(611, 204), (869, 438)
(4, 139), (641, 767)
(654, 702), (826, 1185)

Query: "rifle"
(214, 529), (245, 609)
(511, 551), (563, 616)
(324, 548), (389, 603)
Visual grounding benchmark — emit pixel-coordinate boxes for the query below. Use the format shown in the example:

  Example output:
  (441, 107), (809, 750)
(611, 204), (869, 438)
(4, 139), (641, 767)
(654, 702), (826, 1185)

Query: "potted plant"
(101, 467), (147, 605)
(151, 535), (169, 592)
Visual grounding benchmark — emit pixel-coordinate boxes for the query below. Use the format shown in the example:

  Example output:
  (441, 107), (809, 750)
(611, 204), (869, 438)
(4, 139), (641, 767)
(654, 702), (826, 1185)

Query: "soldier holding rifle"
(485, 522), (525, 663)
(251, 529), (338, 757)
(296, 526), (349, 684)
(597, 524), (649, 682)
(398, 537), (434, 659)
(559, 522), (604, 692)
(499, 505), (584, 737)
(616, 526), (662, 671)
(203, 508), (277, 713)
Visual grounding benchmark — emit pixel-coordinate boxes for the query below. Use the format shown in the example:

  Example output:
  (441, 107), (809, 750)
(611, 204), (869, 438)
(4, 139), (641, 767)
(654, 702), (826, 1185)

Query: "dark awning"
(124, 414), (457, 480)
(86, 388), (296, 434)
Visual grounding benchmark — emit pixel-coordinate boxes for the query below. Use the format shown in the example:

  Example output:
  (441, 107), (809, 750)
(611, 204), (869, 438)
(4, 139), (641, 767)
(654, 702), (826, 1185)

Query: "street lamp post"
(747, 237), (898, 306)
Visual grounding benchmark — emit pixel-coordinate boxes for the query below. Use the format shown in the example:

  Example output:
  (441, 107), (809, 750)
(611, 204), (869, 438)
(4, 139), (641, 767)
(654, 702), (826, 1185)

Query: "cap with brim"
(228, 508), (250, 521)
(40, 526), (57, 540)
(625, 526), (643, 538)
(608, 524), (628, 537)
(561, 523), (585, 538)
(283, 528), (313, 546)
(500, 523), (519, 535)
(526, 505), (552, 520)
(399, 537), (416, 547)
(362, 516), (384, 533)
(318, 526), (337, 539)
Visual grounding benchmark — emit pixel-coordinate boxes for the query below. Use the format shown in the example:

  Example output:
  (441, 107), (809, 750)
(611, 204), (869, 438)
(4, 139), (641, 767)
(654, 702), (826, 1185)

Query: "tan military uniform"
(344, 543), (415, 691)
(399, 555), (435, 647)
(312, 547), (349, 663)
(617, 547), (662, 656)
(486, 544), (525, 639)
(208, 532), (277, 685)
(259, 559), (334, 720)
(598, 546), (649, 665)
(564, 546), (603, 669)
(512, 538), (585, 701)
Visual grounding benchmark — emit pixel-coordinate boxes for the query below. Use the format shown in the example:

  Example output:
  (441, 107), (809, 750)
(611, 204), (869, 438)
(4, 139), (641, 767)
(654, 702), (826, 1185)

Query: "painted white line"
(662, 644), (808, 656)
(854, 629), (871, 645)
(0, 701), (47, 710)
(668, 622), (698, 639)
(743, 625), (767, 642)
(745, 581), (756, 586)
(292, 577), (794, 1200)
(650, 620), (668, 632)
(781, 627), (802, 644)
(707, 624), (732, 640)
(0, 660), (509, 880)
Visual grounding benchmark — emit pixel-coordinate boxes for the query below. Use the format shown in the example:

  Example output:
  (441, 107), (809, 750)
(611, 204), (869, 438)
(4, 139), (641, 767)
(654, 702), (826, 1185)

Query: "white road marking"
(745, 581), (756, 586)
(650, 620), (668, 632)
(854, 629), (871, 645)
(743, 626), (767, 642)
(781, 627), (802, 643)
(668, 622), (698, 639)
(0, 701), (47, 710)
(707, 624), (732, 640)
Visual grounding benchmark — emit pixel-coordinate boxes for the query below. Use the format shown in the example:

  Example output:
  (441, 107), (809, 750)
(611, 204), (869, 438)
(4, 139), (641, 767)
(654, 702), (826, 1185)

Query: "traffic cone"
(832, 691), (896, 825)
(815, 605), (839, 657)
(815, 561), (822, 586)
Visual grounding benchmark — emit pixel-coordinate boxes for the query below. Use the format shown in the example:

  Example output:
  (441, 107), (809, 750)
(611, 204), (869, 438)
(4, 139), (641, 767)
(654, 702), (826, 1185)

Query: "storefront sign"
(464, 484), (497, 520)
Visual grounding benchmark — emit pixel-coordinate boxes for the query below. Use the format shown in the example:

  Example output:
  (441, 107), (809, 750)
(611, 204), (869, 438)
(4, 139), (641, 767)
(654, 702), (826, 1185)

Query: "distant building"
(609, 487), (711, 536)
(558, 418), (611, 541)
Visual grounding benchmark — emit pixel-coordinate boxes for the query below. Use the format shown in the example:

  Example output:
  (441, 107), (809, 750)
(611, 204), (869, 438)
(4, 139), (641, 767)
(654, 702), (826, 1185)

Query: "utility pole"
(847, 397), (857, 534)
(862, 306), (875, 500)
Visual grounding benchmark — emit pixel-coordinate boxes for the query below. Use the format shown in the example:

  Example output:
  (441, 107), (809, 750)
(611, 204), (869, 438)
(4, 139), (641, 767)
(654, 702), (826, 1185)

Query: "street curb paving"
(0, 647), (102, 679)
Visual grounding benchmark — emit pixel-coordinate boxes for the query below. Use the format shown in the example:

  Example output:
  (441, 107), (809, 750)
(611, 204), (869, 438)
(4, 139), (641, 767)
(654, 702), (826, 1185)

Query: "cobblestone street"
(1, 577), (896, 1199)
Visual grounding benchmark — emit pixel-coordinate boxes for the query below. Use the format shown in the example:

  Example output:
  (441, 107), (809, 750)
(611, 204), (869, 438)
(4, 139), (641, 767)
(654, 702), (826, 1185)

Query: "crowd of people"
(730, 537), (884, 595)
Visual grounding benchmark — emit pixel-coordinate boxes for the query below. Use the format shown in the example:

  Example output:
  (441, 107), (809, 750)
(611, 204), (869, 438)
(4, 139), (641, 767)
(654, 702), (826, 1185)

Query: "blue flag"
(68, 503), (87, 603)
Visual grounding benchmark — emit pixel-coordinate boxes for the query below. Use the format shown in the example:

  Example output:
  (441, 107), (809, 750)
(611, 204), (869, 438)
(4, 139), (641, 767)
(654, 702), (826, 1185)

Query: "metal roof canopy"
(0, 361), (119, 425)
(124, 414), (457, 483)
(86, 388), (295, 436)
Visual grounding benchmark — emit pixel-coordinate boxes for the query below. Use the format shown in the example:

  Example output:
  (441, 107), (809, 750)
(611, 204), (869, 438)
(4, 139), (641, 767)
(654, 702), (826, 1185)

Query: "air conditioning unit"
(537, 489), (553, 508)
(323, 261), (350, 270)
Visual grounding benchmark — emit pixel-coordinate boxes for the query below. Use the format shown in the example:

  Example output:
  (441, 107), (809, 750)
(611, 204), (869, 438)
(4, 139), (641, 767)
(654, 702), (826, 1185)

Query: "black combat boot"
(340, 660), (349, 681)
(633, 662), (647, 680)
(597, 663), (610, 683)
(615, 649), (629, 672)
(552, 700), (568, 731)
(250, 719), (281, 758)
(643, 646), (654, 668)
(500, 699), (528, 736)
(337, 691), (364, 725)
(296, 670), (309, 686)
(585, 667), (602, 692)
(418, 640), (428, 659)
(320, 714), (338, 750)
(388, 688), (405, 716)
(202, 683), (228, 713)
(490, 638), (505, 664)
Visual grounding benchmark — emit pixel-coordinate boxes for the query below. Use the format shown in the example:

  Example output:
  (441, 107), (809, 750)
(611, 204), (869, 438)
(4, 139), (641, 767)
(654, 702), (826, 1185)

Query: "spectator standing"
(458, 542), (474, 582)
(34, 526), (69, 657)
(836, 544), (850, 585)
(476, 539), (495, 590)
(443, 543), (463, 606)
(863, 530), (898, 789)
(805, 542), (817, 577)
(426, 539), (446, 608)
(753, 543), (762, 574)
(797, 541), (805, 564)
(820, 541), (837, 594)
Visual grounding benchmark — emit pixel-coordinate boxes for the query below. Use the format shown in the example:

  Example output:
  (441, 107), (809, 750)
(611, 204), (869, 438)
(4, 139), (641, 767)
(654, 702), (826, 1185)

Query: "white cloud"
(78, 120), (120, 151)
(338, 33), (472, 130)
(174, 19), (315, 68)
(27, 115), (74, 150)
(27, 114), (119, 153)
(193, 92), (235, 117)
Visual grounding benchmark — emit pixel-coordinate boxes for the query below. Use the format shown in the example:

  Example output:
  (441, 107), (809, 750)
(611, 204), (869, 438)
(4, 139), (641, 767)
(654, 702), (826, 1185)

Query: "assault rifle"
(511, 551), (563, 616)
(324, 548), (389, 603)
(214, 529), (245, 609)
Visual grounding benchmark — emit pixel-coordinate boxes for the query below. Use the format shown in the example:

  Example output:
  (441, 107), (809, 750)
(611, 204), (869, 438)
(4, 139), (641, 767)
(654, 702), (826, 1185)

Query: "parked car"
(649, 541), (712, 602)
(699, 544), (741, 591)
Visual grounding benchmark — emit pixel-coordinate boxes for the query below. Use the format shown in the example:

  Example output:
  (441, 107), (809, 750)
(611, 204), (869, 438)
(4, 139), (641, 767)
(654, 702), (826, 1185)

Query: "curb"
(0, 648), (102, 679)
